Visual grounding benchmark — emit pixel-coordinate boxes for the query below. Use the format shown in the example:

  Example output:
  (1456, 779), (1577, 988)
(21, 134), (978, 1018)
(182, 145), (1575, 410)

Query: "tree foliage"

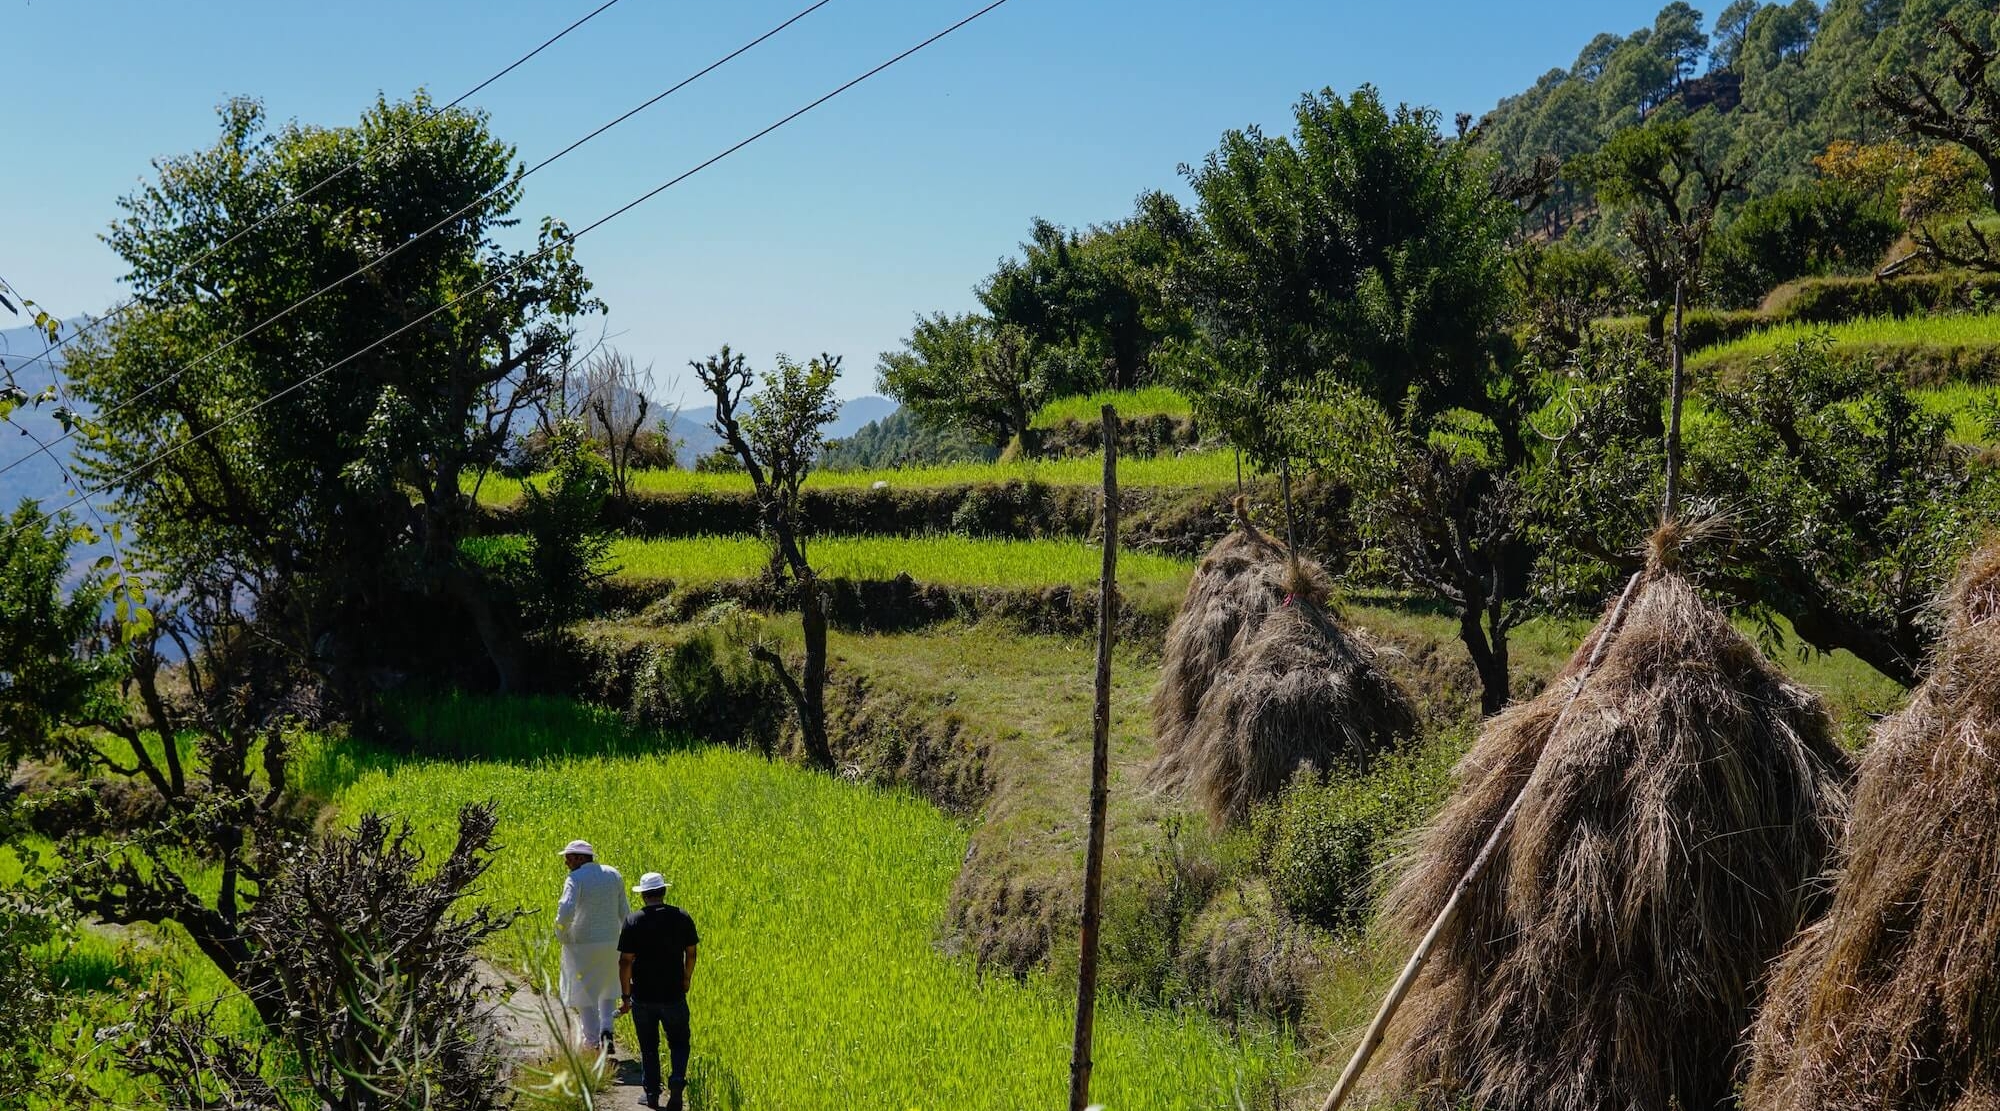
(1535, 336), (2000, 685)
(1177, 85), (1515, 465)
(877, 312), (1084, 452)
(63, 94), (597, 699)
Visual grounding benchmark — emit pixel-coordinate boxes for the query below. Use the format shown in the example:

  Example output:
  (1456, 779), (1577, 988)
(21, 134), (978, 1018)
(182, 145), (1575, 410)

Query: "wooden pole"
(1316, 568), (1648, 1111)
(1068, 404), (1119, 1111)
(1664, 277), (1687, 520)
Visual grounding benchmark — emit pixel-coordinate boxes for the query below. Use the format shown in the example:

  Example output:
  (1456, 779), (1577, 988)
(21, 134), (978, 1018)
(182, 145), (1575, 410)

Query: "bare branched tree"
(692, 346), (841, 768)
(1873, 18), (2000, 272)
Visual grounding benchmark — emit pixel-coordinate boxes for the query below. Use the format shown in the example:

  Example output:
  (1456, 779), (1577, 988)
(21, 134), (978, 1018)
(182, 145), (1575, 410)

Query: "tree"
(1177, 85), (1515, 465)
(1536, 336), (1999, 686)
(977, 194), (1195, 393)
(1710, 0), (1760, 73)
(571, 346), (658, 501)
(1652, 2), (1711, 89)
(878, 313), (1081, 453)
(1872, 18), (2000, 271)
(1574, 110), (1745, 337)
(64, 95), (597, 702)
(694, 347), (840, 768)
(1179, 86), (1532, 710)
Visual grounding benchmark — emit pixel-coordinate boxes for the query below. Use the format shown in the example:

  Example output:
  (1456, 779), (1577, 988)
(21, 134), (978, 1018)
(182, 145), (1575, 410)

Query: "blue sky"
(8, 0), (1678, 406)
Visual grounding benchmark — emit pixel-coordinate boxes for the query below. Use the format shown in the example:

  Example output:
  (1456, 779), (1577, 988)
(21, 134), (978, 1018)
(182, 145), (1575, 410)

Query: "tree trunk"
(442, 565), (523, 693)
(1459, 606), (1511, 715)
(800, 573), (832, 768)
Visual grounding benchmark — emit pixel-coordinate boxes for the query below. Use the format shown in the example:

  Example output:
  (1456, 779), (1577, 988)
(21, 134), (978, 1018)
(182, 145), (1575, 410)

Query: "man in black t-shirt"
(617, 871), (699, 1111)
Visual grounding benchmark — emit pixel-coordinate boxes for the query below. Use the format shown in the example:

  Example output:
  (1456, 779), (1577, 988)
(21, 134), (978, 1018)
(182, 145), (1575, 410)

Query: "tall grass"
(606, 534), (1194, 590)
(329, 696), (1298, 1110)
(1688, 312), (2000, 369)
(473, 449), (1236, 508)
(1031, 386), (1192, 428)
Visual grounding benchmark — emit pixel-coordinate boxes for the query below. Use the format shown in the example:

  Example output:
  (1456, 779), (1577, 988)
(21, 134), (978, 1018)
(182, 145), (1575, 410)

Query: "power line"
(0, 0), (838, 484)
(0, 0), (630, 387)
(7, 0), (1018, 547)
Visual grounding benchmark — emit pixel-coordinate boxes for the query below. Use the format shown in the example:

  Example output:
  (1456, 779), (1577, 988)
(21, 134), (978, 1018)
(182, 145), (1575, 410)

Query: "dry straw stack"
(1744, 542), (2000, 1111)
(1149, 499), (1415, 824)
(1374, 561), (1849, 1111)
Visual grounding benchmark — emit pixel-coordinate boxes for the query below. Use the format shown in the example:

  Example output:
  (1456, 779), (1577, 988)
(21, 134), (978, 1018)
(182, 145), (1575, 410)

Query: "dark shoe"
(642, 1091), (660, 1109)
(600, 1029), (615, 1056)
(663, 1091), (683, 1111)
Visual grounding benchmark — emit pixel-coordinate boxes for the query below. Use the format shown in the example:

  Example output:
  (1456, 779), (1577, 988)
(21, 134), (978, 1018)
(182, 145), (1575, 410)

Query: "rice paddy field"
(320, 696), (1299, 1110)
(1687, 312), (2000, 373)
(604, 534), (1194, 590)
(472, 449), (1236, 508)
(1031, 386), (1192, 428)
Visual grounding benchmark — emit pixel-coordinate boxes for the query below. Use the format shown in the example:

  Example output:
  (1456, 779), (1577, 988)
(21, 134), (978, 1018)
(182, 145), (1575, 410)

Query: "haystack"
(1744, 542), (2000, 1111)
(1175, 595), (1417, 825)
(1148, 501), (1294, 781)
(1375, 566), (1849, 1111)
(1148, 500), (1416, 823)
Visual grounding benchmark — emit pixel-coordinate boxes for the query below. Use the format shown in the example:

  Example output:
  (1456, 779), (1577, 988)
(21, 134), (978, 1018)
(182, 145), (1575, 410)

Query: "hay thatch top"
(1378, 567), (1848, 1111)
(1744, 540), (2000, 1111)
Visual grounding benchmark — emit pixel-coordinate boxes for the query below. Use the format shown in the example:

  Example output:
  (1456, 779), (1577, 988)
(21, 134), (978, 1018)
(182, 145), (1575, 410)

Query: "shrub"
(1251, 738), (1459, 933)
(1707, 184), (1901, 309)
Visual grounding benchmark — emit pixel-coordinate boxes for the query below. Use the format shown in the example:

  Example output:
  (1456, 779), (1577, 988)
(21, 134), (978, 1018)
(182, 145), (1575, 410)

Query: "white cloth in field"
(556, 861), (629, 1009)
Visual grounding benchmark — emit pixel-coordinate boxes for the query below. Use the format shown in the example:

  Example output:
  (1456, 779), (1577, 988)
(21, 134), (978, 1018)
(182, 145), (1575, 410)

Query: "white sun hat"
(632, 872), (671, 894)
(558, 839), (595, 857)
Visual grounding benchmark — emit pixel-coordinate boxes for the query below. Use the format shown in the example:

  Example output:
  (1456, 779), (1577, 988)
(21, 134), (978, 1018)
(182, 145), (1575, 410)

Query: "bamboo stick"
(1068, 404), (1120, 1111)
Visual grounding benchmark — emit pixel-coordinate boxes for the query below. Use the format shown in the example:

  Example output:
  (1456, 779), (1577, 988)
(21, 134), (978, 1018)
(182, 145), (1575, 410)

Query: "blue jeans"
(629, 997), (690, 1096)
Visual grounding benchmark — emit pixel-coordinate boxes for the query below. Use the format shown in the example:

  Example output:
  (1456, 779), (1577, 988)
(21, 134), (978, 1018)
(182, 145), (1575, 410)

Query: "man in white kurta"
(555, 839), (629, 1053)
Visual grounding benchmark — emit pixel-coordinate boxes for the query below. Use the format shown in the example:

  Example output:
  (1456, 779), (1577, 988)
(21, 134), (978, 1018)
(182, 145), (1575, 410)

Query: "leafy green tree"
(977, 193), (1195, 392)
(695, 347), (840, 768)
(512, 421), (612, 632)
(1181, 86), (1544, 710)
(1574, 110), (1744, 337)
(1177, 84), (1515, 464)
(1535, 337), (1999, 686)
(877, 313), (1082, 453)
(64, 95), (596, 700)
(1706, 182), (1900, 305)
(1652, 2), (1711, 89)
(1710, 0), (1760, 72)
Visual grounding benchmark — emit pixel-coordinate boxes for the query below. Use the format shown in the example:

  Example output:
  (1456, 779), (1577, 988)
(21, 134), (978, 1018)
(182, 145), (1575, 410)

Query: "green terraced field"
(472, 450), (1236, 508)
(1031, 386), (1192, 428)
(604, 534), (1193, 590)
(325, 696), (1298, 1110)
(1688, 312), (2000, 373)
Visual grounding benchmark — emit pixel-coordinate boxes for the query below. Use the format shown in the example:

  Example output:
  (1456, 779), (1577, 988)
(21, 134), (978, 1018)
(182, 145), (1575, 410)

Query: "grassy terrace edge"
(1030, 386), (1192, 428)
(601, 534), (1195, 590)
(1686, 312), (2000, 374)
(471, 448), (1236, 508)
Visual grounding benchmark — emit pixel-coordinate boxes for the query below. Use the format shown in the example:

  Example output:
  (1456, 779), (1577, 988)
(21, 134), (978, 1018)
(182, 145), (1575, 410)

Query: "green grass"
(1688, 312), (2000, 371)
(1913, 382), (2000, 445)
(606, 534), (1194, 592)
(327, 696), (1298, 1110)
(1031, 387), (1192, 428)
(472, 450), (1236, 508)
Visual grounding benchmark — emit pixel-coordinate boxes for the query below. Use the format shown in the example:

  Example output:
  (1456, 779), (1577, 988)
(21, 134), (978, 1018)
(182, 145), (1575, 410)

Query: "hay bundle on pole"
(1369, 563), (1849, 1111)
(1148, 498), (1295, 782)
(1744, 542), (2000, 1111)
